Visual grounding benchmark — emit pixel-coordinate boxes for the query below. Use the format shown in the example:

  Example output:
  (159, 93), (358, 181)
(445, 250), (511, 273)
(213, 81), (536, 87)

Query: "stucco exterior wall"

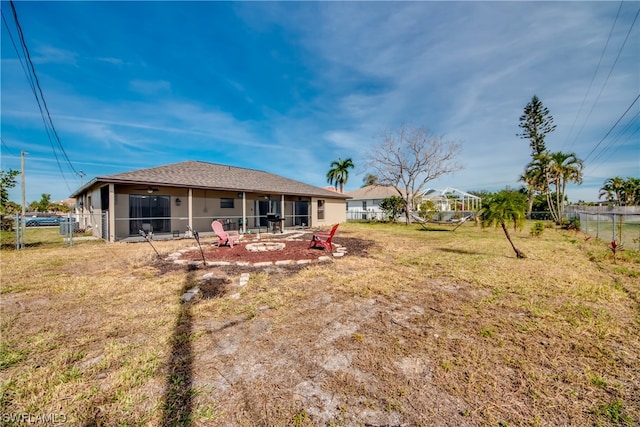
(79, 187), (105, 239)
(76, 184), (346, 241)
(114, 190), (131, 239)
(189, 189), (245, 231)
(311, 197), (346, 227)
(327, 198), (347, 225)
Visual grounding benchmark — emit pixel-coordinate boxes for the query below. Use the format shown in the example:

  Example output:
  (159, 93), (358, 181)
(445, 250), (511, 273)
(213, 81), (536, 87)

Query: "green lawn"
(1, 222), (638, 425)
(581, 219), (640, 249)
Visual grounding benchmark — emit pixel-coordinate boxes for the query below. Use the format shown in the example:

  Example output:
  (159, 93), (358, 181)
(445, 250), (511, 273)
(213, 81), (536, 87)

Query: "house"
(69, 161), (350, 242)
(344, 185), (404, 221)
(345, 185), (481, 222)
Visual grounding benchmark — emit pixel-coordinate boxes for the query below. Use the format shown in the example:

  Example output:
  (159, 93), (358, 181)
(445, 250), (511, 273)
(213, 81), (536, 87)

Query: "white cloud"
(32, 45), (78, 65)
(128, 79), (172, 96)
(96, 57), (124, 66)
(3, 1), (637, 203)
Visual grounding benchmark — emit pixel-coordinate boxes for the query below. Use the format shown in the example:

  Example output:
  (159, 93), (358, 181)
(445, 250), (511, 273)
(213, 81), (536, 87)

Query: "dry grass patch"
(1, 222), (639, 425)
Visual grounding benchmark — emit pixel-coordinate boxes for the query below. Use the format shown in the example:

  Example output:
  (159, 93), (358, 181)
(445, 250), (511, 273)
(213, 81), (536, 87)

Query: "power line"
(1, 9), (36, 98)
(7, 0), (79, 191)
(563, 1), (624, 151)
(2, 6), (71, 192)
(1, 137), (19, 158)
(594, 127), (639, 170)
(583, 93), (640, 164)
(588, 112), (639, 171)
(9, 1), (73, 171)
(569, 5), (640, 152)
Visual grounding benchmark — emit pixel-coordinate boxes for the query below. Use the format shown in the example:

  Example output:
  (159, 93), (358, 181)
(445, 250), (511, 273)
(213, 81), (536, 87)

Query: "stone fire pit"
(245, 242), (286, 252)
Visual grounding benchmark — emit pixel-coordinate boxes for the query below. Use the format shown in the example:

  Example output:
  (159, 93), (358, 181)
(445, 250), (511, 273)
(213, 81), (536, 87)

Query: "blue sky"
(2, 1), (639, 204)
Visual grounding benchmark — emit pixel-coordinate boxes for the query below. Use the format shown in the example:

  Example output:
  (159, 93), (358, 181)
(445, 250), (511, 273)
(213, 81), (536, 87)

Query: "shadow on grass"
(437, 247), (485, 255)
(416, 227), (452, 232)
(0, 241), (44, 250)
(161, 270), (230, 425)
(162, 273), (196, 426)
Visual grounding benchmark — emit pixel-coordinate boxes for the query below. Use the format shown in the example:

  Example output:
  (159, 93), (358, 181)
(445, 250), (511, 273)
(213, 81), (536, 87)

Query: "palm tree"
(545, 151), (583, 224)
(481, 190), (527, 259)
(361, 173), (379, 187)
(599, 177), (626, 205)
(326, 158), (355, 193)
(624, 177), (640, 206)
(519, 154), (548, 219)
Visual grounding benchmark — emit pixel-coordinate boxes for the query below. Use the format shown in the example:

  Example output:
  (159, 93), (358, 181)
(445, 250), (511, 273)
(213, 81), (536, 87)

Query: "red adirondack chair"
(211, 220), (241, 247)
(308, 224), (339, 253)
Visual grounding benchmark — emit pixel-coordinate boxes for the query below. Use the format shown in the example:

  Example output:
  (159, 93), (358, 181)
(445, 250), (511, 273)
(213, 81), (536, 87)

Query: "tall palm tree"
(545, 151), (583, 224)
(326, 157), (355, 193)
(599, 176), (627, 205)
(519, 155), (548, 219)
(480, 190), (527, 259)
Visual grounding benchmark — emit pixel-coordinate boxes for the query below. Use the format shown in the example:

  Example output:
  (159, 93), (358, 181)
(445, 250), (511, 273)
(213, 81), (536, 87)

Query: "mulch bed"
(180, 238), (332, 263)
(178, 235), (375, 265)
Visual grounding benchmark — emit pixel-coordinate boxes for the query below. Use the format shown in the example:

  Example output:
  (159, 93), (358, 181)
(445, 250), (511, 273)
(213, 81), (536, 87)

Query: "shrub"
(609, 241), (624, 264)
(1, 215), (14, 231)
(530, 221), (545, 237)
(561, 217), (580, 231)
(378, 196), (406, 222)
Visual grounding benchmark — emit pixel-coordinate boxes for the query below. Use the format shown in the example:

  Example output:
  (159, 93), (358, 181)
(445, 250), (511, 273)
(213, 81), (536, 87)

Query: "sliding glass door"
(129, 195), (171, 235)
(294, 201), (309, 226)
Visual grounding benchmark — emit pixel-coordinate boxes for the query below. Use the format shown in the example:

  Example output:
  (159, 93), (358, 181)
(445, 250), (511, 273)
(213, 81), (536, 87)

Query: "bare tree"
(366, 125), (462, 224)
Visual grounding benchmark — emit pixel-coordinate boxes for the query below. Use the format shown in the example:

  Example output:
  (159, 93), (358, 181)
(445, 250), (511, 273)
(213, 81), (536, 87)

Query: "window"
(220, 198), (234, 208)
(362, 201), (367, 210)
(317, 199), (325, 220)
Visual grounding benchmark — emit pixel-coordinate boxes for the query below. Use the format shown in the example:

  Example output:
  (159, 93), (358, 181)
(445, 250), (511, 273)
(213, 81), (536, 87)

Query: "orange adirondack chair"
(308, 224), (339, 253)
(211, 220), (241, 247)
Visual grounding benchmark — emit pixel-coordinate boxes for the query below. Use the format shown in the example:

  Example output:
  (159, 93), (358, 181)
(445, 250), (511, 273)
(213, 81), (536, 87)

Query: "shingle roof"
(71, 161), (349, 199)
(345, 184), (404, 199)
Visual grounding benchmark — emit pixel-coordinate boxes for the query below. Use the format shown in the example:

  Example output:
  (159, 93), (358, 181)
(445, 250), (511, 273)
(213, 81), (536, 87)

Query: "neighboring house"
(69, 161), (350, 242)
(345, 185), (404, 221)
(344, 185), (481, 222)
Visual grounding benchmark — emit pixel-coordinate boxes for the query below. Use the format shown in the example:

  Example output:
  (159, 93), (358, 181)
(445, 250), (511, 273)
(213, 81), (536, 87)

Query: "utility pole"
(20, 150), (26, 249)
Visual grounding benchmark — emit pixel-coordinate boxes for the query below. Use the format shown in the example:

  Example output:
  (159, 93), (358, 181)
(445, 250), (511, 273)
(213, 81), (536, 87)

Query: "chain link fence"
(566, 207), (640, 250)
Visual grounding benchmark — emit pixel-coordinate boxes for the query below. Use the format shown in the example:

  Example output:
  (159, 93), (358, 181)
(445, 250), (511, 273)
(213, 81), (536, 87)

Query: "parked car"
(25, 215), (64, 227)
